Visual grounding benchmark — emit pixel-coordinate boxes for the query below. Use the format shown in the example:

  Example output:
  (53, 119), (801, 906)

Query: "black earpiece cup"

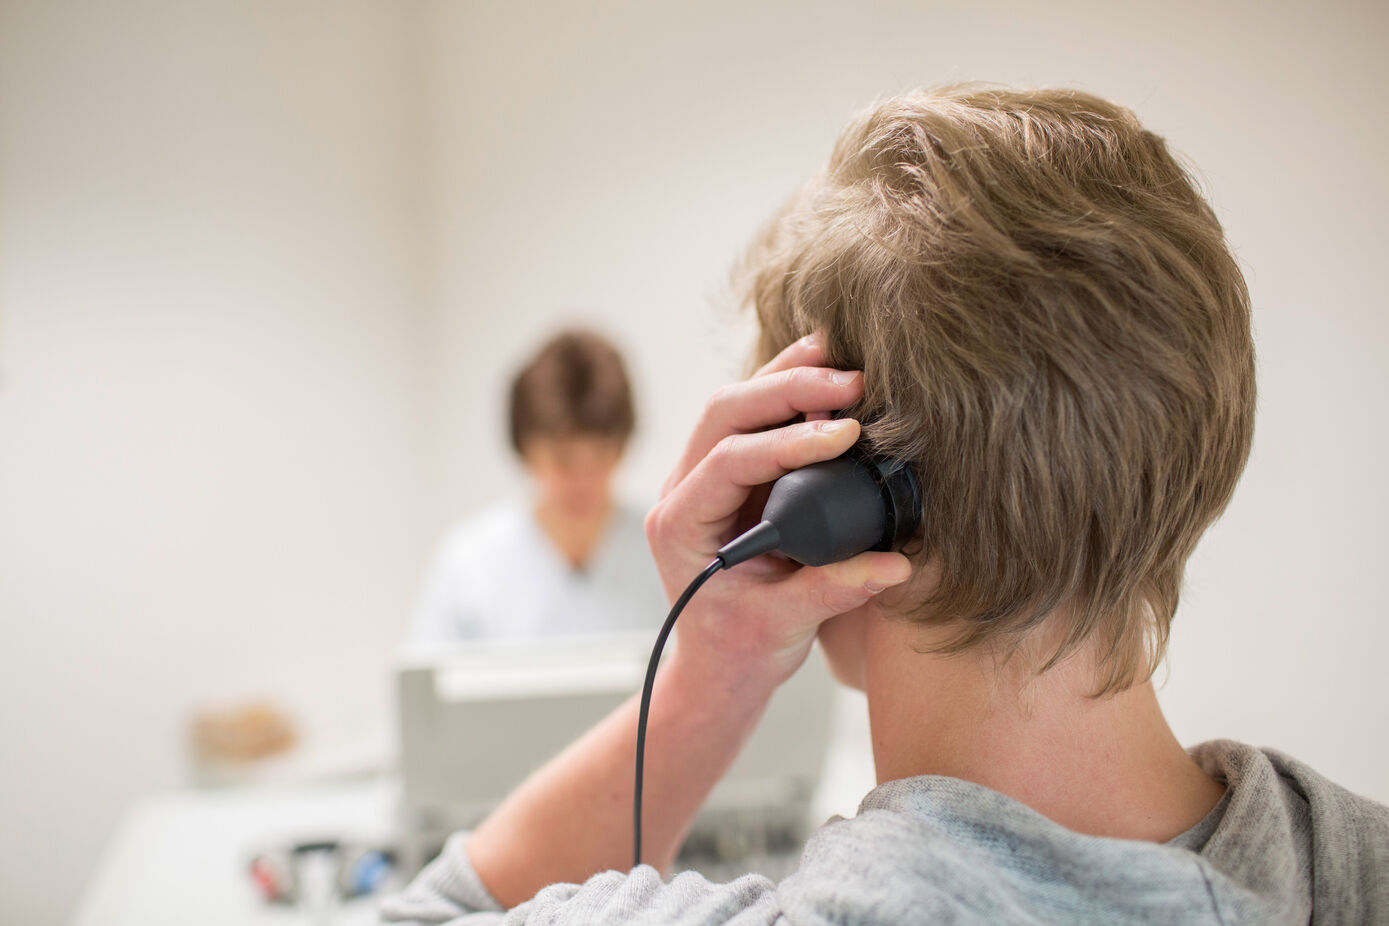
(861, 452), (922, 552)
(761, 456), (886, 566)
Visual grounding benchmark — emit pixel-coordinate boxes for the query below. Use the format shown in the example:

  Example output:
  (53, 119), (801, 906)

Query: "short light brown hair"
(509, 329), (635, 455)
(743, 85), (1255, 694)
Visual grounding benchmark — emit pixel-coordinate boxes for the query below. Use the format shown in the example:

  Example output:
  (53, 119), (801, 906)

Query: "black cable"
(633, 557), (725, 868)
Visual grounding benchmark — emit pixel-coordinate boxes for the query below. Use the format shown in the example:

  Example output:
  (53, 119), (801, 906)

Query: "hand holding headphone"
(636, 334), (921, 864)
(643, 335), (917, 689)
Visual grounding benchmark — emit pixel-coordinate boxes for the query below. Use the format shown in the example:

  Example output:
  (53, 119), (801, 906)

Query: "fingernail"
(829, 370), (860, 386)
(865, 575), (909, 594)
(816, 418), (852, 434)
(799, 332), (821, 346)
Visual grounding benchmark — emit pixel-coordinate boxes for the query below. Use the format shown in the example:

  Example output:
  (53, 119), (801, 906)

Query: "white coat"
(405, 499), (669, 644)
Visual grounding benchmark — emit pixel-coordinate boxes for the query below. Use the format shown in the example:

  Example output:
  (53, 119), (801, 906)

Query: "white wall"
(419, 0), (1389, 807)
(0, 3), (424, 923)
(2, 1), (1386, 922)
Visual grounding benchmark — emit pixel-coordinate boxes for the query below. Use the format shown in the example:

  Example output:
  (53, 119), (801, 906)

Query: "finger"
(765, 551), (913, 627)
(753, 332), (828, 379)
(664, 418), (861, 536)
(664, 367), (863, 495)
(709, 367), (863, 437)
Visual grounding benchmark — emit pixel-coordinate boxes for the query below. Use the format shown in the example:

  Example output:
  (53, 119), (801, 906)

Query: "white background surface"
(73, 781), (398, 926)
(2, 1), (1386, 923)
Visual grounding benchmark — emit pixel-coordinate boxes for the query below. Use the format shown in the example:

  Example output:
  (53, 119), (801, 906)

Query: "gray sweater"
(380, 740), (1389, 924)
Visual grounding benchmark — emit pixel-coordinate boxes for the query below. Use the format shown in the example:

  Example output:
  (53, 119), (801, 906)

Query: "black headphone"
(633, 444), (922, 866)
(717, 445), (922, 569)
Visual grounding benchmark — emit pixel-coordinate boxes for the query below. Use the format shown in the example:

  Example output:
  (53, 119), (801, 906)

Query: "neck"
(534, 497), (613, 570)
(863, 616), (1224, 842)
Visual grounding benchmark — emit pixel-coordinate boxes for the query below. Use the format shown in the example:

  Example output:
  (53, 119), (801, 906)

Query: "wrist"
(662, 641), (781, 720)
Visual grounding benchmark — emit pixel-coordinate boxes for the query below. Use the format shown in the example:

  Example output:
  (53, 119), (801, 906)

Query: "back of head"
(743, 85), (1255, 694)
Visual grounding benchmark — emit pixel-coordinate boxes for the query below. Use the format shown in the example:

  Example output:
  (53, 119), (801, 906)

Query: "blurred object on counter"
(190, 700), (297, 785)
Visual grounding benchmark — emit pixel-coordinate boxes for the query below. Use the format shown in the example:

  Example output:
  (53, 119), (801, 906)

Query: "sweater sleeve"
(378, 834), (505, 925)
(379, 832), (784, 926)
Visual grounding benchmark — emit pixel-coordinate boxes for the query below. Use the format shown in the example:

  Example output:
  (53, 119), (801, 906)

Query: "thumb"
(773, 551), (913, 627)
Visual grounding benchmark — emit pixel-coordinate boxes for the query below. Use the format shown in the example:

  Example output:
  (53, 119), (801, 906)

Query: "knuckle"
(779, 417), (820, 450)
(702, 384), (737, 420)
(782, 365), (815, 392)
(709, 434), (741, 467)
(817, 568), (870, 613)
(644, 502), (670, 544)
(767, 426), (799, 464)
(817, 584), (857, 614)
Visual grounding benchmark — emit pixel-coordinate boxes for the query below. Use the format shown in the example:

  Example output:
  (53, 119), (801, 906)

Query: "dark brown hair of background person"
(508, 329), (636, 456)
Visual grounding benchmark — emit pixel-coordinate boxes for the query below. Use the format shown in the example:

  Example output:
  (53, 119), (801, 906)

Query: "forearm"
(466, 645), (776, 908)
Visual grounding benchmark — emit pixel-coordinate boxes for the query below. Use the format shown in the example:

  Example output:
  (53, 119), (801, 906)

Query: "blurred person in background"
(405, 329), (667, 644)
